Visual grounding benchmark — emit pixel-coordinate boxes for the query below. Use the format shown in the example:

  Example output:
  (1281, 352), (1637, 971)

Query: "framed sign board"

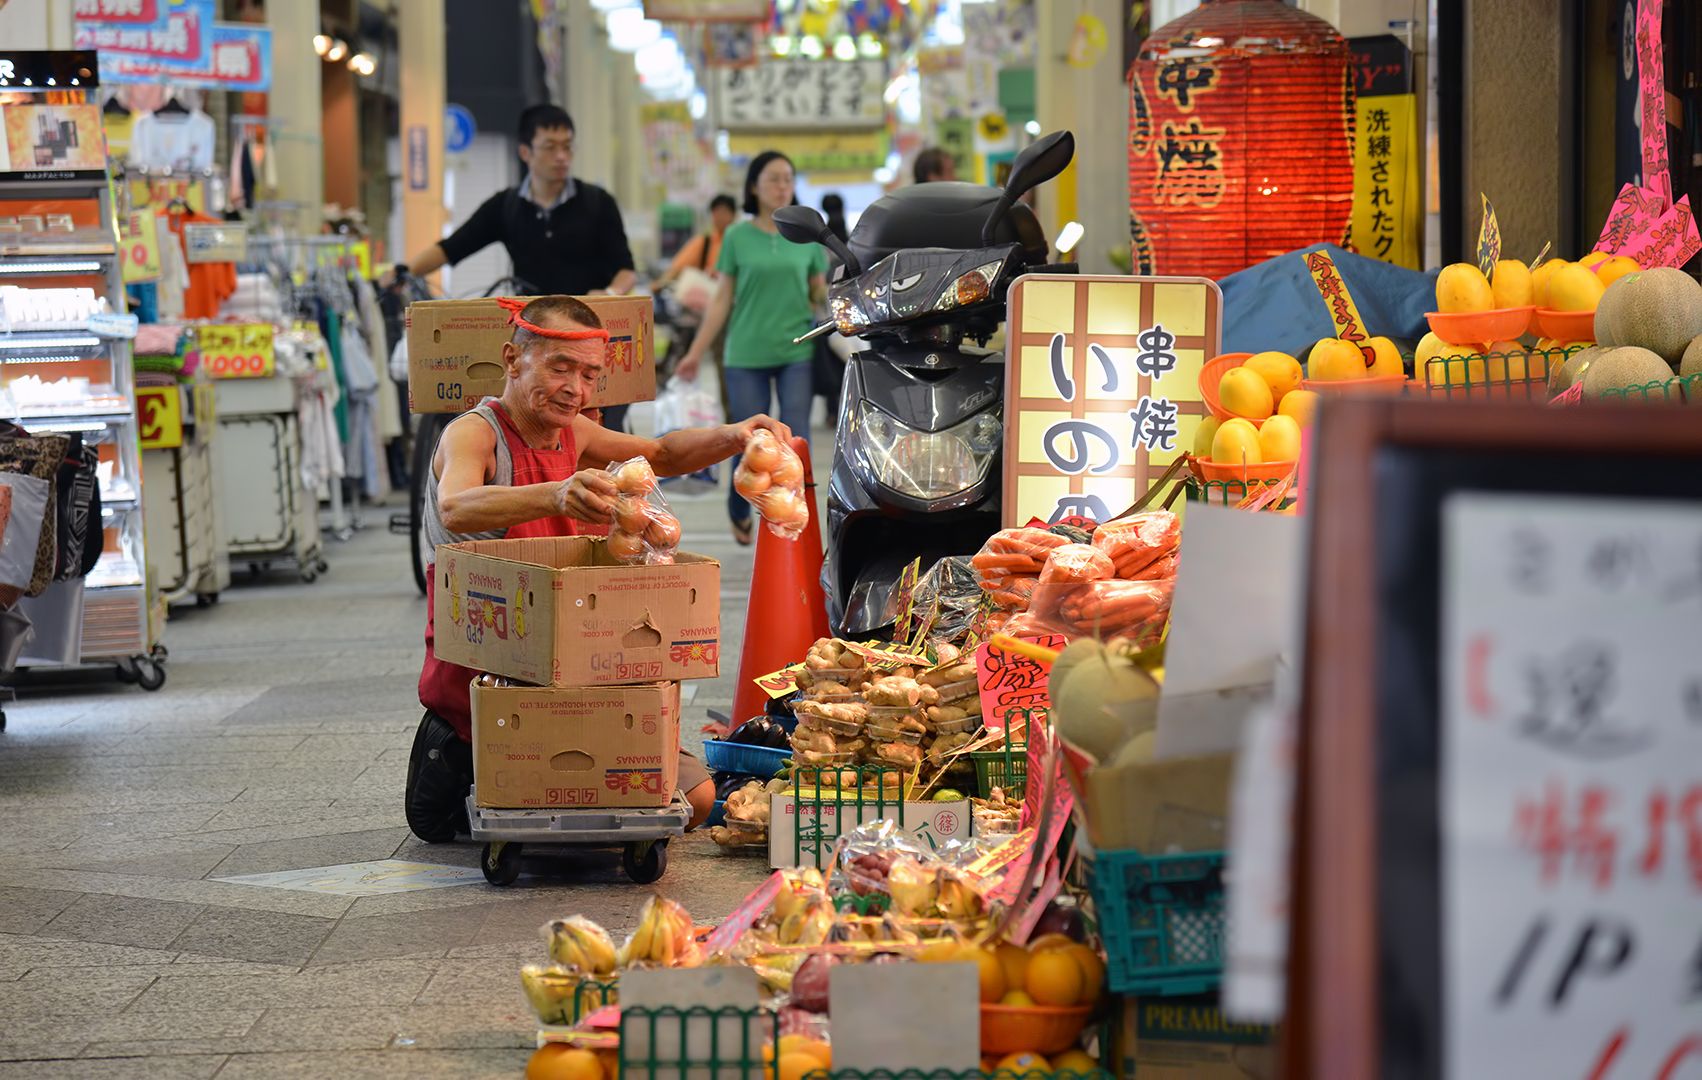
(1003, 274), (1221, 527)
(714, 59), (887, 130)
(1286, 398), (1702, 1079)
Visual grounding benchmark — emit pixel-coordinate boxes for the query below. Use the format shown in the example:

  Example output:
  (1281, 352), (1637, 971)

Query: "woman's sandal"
(731, 518), (754, 547)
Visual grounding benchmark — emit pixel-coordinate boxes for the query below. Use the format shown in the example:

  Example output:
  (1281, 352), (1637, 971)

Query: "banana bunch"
(519, 963), (615, 1026)
(886, 857), (940, 917)
(544, 915), (618, 975)
(618, 896), (702, 969)
(935, 869), (984, 920)
(772, 867), (827, 925)
(777, 895), (835, 947)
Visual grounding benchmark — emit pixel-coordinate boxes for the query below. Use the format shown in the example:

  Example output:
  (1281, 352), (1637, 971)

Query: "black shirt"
(437, 179), (635, 295)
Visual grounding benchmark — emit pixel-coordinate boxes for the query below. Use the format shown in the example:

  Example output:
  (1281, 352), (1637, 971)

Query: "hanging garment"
(159, 210), (236, 319)
(129, 108), (216, 171)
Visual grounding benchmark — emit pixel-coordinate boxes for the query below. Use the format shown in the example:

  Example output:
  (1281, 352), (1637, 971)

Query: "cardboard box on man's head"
(434, 536), (720, 688)
(406, 295), (654, 414)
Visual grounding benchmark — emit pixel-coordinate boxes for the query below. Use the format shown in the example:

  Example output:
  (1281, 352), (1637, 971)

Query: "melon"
(1581, 347), (1674, 399)
(1593, 276), (1630, 347)
(1681, 334), (1702, 378)
(1548, 345), (1601, 397)
(1597, 268), (1702, 363)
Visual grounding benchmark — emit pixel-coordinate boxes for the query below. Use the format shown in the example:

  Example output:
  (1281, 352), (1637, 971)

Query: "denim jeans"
(724, 360), (814, 524)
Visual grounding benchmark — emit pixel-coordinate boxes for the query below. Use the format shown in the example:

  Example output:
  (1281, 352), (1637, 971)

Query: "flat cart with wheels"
(467, 791), (690, 886)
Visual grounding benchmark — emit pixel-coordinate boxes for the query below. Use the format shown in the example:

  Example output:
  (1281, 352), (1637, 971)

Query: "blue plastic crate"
(1089, 848), (1225, 997)
(701, 739), (790, 777)
(708, 799), (726, 827)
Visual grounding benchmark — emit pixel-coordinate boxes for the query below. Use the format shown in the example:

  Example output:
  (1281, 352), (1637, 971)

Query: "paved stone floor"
(0, 423), (821, 1078)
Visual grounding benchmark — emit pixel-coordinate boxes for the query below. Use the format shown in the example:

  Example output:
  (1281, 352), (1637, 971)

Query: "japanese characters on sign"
(714, 59), (886, 130)
(72, 0), (161, 23)
(74, 0), (212, 68)
(1347, 36), (1420, 268)
(197, 324), (274, 379)
(100, 22), (272, 92)
(1302, 249), (1375, 366)
(1004, 276), (1221, 527)
(1442, 493), (1702, 1079)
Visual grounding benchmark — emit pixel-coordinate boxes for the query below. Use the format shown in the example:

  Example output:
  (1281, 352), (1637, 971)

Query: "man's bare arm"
(435, 416), (570, 533)
(572, 413), (794, 477)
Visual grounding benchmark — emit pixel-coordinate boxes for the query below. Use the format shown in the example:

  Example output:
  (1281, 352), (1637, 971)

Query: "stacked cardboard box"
(434, 536), (721, 810)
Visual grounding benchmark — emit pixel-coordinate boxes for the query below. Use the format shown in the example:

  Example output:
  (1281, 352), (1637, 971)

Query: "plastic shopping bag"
(655, 376), (723, 496)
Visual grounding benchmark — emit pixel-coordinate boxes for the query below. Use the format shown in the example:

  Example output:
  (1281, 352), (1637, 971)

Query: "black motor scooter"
(775, 131), (1077, 637)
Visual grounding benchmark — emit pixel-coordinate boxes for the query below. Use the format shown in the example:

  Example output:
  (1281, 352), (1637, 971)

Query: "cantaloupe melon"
(1596, 268), (1702, 363)
(1594, 276), (1631, 347)
(1548, 345), (1602, 397)
(1581, 346), (1674, 399)
(1680, 333), (1702, 378)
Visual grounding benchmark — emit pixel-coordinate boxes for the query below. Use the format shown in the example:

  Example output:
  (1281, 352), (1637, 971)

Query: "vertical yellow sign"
(1348, 37), (1420, 269)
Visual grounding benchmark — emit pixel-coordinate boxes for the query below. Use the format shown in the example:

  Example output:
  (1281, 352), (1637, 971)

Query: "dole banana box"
(471, 680), (680, 809)
(435, 536), (720, 687)
(406, 294), (654, 414)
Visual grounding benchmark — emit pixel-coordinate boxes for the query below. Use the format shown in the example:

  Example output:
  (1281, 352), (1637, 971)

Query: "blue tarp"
(1218, 243), (1439, 360)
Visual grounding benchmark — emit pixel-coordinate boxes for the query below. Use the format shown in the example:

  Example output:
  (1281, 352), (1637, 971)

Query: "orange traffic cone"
(731, 436), (831, 725)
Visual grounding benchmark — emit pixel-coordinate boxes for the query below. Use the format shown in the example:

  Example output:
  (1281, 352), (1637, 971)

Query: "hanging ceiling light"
(634, 35), (682, 79)
(771, 35), (794, 56)
(347, 52), (376, 77)
(325, 38), (349, 62)
(798, 35), (824, 59)
(689, 90), (707, 119)
(604, 7), (661, 52)
(313, 34), (332, 57)
(858, 34), (883, 57)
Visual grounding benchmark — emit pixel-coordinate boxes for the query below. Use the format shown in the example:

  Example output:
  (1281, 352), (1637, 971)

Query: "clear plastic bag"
(606, 457), (683, 565)
(1031, 577), (1175, 645)
(733, 428), (810, 539)
(655, 376), (723, 496)
(1091, 509), (1181, 580)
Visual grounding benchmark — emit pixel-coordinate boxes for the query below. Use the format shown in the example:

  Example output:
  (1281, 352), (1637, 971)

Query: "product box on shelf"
(471, 679), (680, 809)
(434, 536), (720, 687)
(406, 295), (654, 414)
(1115, 994), (1276, 1079)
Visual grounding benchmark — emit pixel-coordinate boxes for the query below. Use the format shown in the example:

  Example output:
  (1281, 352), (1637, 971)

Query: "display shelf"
(0, 83), (160, 683)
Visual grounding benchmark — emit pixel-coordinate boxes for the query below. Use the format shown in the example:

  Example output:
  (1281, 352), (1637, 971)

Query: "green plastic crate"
(1088, 848), (1225, 997)
(619, 1004), (775, 1080)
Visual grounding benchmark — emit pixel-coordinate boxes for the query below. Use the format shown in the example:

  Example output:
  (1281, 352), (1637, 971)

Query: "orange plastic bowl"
(1188, 456), (1298, 485)
(1197, 353), (1268, 425)
(1425, 306), (1534, 345)
(1534, 308), (1598, 342)
(980, 1003), (1092, 1056)
(1301, 374), (1411, 396)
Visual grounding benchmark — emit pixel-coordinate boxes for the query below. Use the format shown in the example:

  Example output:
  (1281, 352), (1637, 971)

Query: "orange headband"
(496, 297), (611, 342)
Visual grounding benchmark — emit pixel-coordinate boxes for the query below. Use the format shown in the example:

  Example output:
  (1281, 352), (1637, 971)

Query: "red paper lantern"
(1128, 0), (1355, 279)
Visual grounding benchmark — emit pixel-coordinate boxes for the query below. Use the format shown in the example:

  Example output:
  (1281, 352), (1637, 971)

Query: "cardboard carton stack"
(434, 536), (721, 810)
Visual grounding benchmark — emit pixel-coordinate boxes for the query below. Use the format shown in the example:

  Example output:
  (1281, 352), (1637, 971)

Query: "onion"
(612, 459), (657, 495)
(645, 515), (681, 548)
(615, 498), (650, 534)
(743, 433), (782, 472)
(606, 530), (647, 562)
(734, 466), (771, 498)
(771, 452), (803, 487)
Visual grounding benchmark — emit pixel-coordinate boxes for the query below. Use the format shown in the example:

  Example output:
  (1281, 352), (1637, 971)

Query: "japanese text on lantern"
(1442, 493), (1702, 1079)
(1003, 278), (1219, 528)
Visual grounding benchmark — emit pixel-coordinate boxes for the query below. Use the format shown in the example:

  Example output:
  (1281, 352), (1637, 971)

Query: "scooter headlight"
(933, 261), (1003, 313)
(853, 402), (1000, 500)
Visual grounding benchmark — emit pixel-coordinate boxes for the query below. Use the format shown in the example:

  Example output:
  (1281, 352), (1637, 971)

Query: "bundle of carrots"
(970, 527), (1070, 610)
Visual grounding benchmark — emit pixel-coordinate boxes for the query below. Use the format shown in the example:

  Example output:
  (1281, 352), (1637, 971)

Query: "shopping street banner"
(100, 22), (271, 92)
(75, 0), (214, 71)
(73, 0), (165, 24)
(1346, 36), (1419, 270)
(1003, 275), (1222, 527)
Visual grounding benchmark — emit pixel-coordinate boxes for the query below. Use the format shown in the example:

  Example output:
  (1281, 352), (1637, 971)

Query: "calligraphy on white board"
(1442, 493), (1702, 1079)
(713, 59), (887, 131)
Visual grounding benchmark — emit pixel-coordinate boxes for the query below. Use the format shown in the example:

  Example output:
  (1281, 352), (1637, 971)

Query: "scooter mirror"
(775, 205), (862, 276)
(980, 130), (1076, 247)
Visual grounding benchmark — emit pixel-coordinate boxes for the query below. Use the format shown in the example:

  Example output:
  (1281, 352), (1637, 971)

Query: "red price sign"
(136, 386), (184, 450)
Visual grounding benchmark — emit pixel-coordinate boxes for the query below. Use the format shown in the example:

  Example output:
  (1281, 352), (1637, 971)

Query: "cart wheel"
(0, 710), (7, 732)
(151, 643), (170, 661)
(482, 842), (522, 886)
(300, 567), (319, 584)
(316, 558), (329, 573)
(196, 592), (218, 608)
(135, 657), (167, 692)
(623, 840), (668, 884)
(114, 659), (138, 684)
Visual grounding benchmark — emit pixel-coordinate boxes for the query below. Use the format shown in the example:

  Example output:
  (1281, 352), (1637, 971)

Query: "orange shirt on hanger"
(159, 210), (237, 319)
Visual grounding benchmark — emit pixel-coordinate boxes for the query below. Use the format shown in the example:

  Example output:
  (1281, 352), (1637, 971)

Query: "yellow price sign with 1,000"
(198, 324), (276, 379)
(136, 385), (184, 450)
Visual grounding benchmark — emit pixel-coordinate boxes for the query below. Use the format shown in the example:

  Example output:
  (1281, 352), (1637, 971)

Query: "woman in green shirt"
(677, 150), (828, 543)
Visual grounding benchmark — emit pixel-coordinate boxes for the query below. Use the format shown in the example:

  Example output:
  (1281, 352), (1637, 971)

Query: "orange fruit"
(1026, 933), (1078, 954)
(995, 1052), (1052, 1078)
(778, 1036), (831, 1069)
(528, 1045), (605, 1080)
(962, 944), (1007, 1002)
(993, 942), (1029, 993)
(1063, 943), (1106, 1005)
(1025, 948), (1085, 1006)
(1053, 1049), (1100, 1075)
(1000, 989), (1036, 1006)
(774, 1051), (824, 1080)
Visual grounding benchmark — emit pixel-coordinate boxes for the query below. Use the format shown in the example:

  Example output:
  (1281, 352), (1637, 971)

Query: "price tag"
(197, 324), (275, 379)
(183, 222), (248, 264)
(119, 211), (160, 284)
(136, 385), (184, 450)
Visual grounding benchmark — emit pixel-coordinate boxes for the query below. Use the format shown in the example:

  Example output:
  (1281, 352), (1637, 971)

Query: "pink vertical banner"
(1635, 0), (1671, 205)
